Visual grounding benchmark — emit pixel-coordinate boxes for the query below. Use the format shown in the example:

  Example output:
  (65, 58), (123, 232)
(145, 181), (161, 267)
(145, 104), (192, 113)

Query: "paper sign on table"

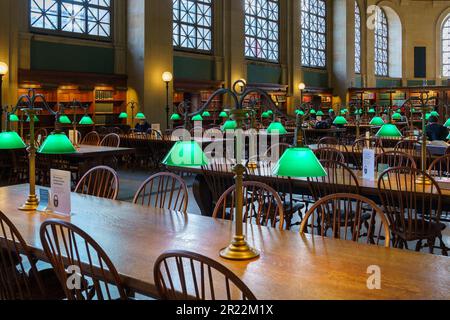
(362, 148), (375, 181)
(49, 169), (72, 216)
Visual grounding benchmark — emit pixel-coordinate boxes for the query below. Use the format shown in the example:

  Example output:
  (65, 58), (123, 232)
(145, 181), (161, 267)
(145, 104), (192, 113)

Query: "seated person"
(135, 119), (150, 133)
(426, 116), (448, 141)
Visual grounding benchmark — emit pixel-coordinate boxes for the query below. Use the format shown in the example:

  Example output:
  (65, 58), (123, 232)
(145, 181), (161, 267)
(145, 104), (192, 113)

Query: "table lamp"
(219, 111), (228, 118)
(222, 119), (237, 131)
(192, 114), (203, 121)
(119, 112), (128, 119)
(267, 121), (287, 135)
(135, 112), (146, 120)
(59, 114), (72, 124)
(370, 116), (385, 126)
(162, 140), (208, 167)
(170, 113), (182, 121)
(79, 115), (95, 125)
(333, 115), (348, 125)
(202, 111), (211, 117)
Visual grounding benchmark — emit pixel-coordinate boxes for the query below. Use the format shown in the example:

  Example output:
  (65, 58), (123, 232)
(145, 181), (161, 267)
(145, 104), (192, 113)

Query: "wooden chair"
(375, 151), (417, 172)
(394, 139), (432, 166)
(100, 133), (121, 147)
(133, 172), (188, 213)
(213, 181), (286, 230)
(317, 136), (339, 149)
(314, 147), (345, 163)
(428, 154), (450, 178)
(378, 167), (447, 255)
(74, 166), (119, 200)
(0, 211), (65, 300)
(300, 194), (390, 247)
(39, 220), (128, 300)
(246, 161), (305, 228)
(154, 250), (256, 300)
(201, 162), (235, 209)
(351, 138), (385, 169)
(308, 160), (360, 200)
(81, 131), (100, 146)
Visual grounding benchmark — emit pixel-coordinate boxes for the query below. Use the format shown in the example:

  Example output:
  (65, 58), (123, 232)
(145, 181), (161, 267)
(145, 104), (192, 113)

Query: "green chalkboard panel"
(247, 63), (282, 84)
(173, 56), (215, 81)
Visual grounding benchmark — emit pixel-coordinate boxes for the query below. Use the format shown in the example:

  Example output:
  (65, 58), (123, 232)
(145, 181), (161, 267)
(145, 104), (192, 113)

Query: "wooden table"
(65, 145), (136, 159)
(0, 184), (448, 300)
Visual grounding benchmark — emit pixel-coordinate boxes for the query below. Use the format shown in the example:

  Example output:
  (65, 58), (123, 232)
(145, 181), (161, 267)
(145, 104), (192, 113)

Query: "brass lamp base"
(246, 161), (258, 170)
(19, 195), (39, 211)
(220, 235), (260, 261)
(415, 174), (432, 185)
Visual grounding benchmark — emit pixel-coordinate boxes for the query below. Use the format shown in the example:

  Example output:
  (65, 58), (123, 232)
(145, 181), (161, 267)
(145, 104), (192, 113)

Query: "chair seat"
(28, 268), (66, 300)
(393, 219), (444, 240)
(282, 198), (305, 214)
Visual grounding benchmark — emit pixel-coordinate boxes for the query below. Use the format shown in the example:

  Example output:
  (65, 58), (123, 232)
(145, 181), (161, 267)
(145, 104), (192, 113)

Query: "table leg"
(192, 174), (214, 217)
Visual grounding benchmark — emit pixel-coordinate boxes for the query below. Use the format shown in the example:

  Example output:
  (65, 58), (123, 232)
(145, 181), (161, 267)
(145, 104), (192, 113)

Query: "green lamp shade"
(370, 116), (385, 126)
(392, 113), (402, 121)
(170, 113), (182, 121)
(119, 112), (128, 119)
(59, 115), (72, 124)
(295, 110), (305, 116)
(38, 132), (76, 155)
(310, 109), (317, 115)
(267, 122), (288, 135)
(79, 115), (94, 125)
(219, 111), (228, 118)
(411, 108), (416, 113)
(26, 115), (39, 123)
(202, 111), (211, 117)
(376, 124), (402, 138)
(162, 141), (208, 167)
(0, 131), (26, 150)
(135, 112), (146, 120)
(340, 110), (347, 115)
(368, 108), (376, 114)
(444, 118), (450, 128)
(430, 111), (439, 117)
(221, 120), (238, 131)
(316, 111), (325, 116)
(9, 114), (19, 122)
(192, 114), (203, 121)
(447, 132), (450, 140)
(267, 110), (274, 116)
(425, 113), (431, 121)
(261, 112), (270, 119)
(273, 148), (327, 178)
(333, 116), (348, 125)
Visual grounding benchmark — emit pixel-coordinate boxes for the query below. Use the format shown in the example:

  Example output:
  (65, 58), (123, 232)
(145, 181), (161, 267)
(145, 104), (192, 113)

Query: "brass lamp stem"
(19, 109), (39, 211)
(416, 107), (432, 185)
(220, 109), (259, 260)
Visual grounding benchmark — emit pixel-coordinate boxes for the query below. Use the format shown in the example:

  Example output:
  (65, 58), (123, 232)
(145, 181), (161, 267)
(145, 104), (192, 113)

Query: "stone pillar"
(127, 0), (173, 130)
(287, 0), (302, 113)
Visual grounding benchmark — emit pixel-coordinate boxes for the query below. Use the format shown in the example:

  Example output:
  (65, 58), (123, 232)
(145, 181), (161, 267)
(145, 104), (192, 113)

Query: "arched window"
(30, 0), (112, 39)
(173, 0), (213, 52)
(442, 16), (450, 77)
(374, 7), (389, 77)
(245, 0), (280, 62)
(301, 0), (327, 68)
(355, 1), (361, 74)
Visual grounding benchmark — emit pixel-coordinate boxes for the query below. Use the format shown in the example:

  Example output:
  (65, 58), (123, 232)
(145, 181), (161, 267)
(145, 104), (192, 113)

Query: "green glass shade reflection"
(370, 116), (385, 126)
(38, 132), (76, 155)
(79, 115), (94, 125)
(119, 112), (128, 119)
(316, 111), (325, 116)
(135, 112), (146, 120)
(202, 111), (211, 117)
(9, 114), (19, 122)
(221, 120), (238, 131)
(444, 118), (450, 128)
(170, 113), (182, 121)
(219, 111), (228, 118)
(26, 115), (39, 123)
(267, 122), (288, 135)
(392, 112), (402, 121)
(162, 141), (209, 167)
(192, 114), (203, 121)
(333, 116), (348, 125)
(376, 124), (402, 138)
(59, 115), (72, 124)
(273, 148), (327, 178)
(0, 131), (26, 150)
